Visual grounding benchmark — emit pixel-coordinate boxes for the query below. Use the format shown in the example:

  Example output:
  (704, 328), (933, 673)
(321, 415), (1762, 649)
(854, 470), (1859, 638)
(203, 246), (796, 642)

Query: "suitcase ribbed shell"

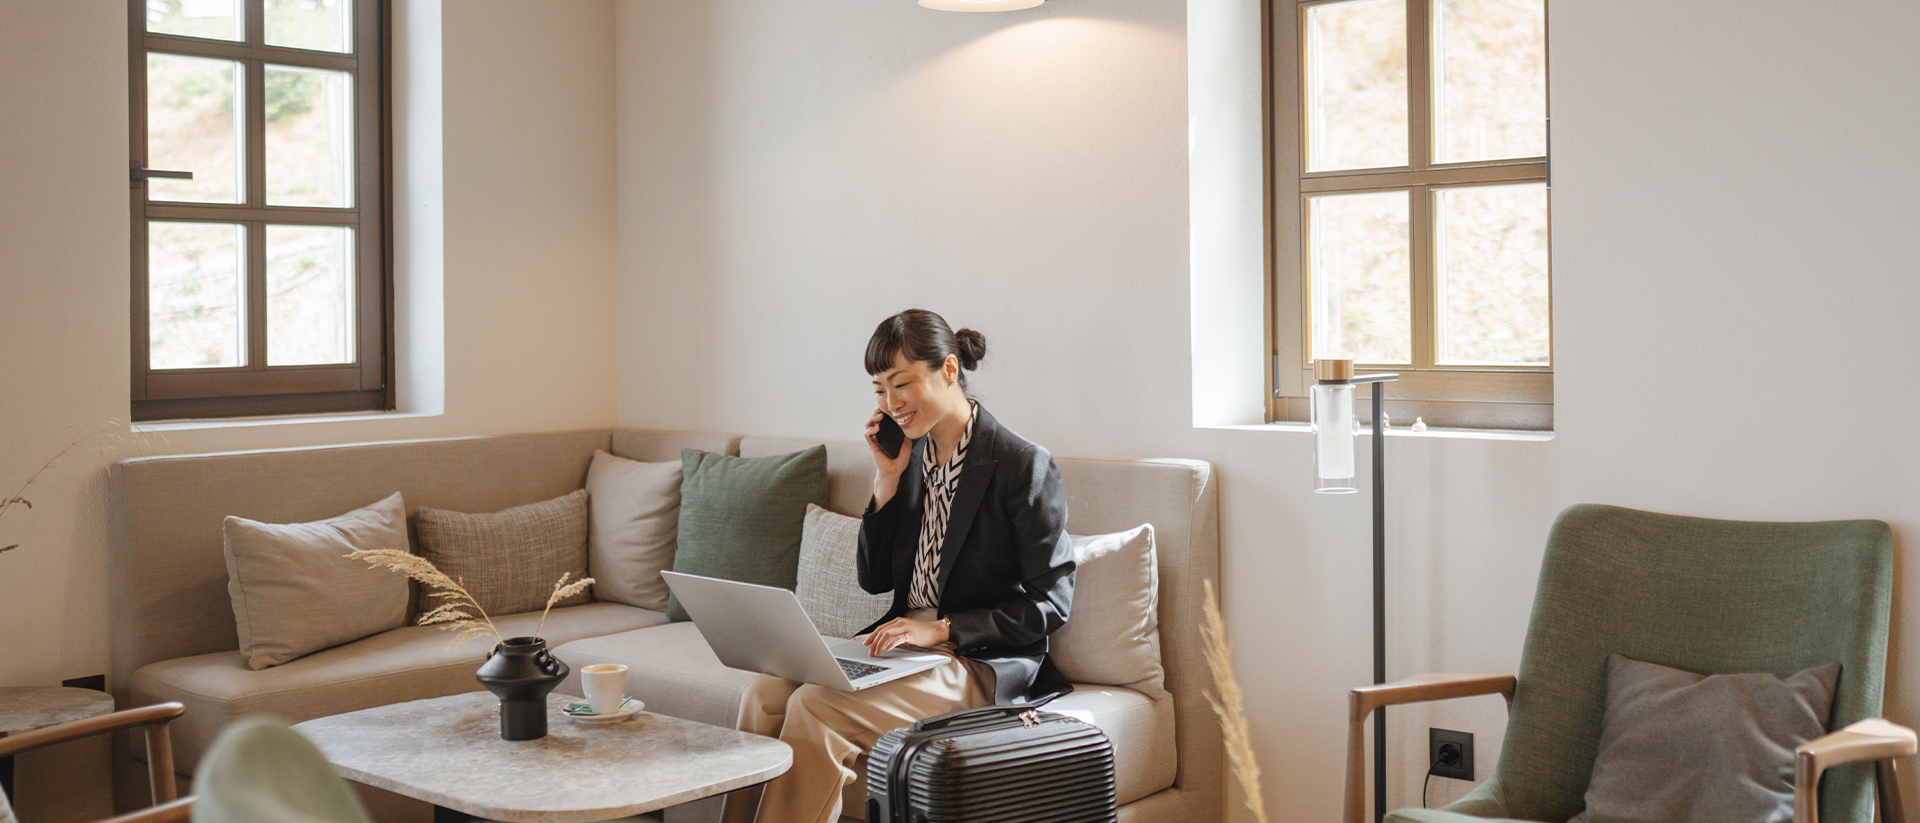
(867, 708), (1117, 823)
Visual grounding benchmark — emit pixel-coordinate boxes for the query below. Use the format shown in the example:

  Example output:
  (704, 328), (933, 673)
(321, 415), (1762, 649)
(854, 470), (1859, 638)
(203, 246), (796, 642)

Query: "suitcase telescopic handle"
(910, 705), (1041, 733)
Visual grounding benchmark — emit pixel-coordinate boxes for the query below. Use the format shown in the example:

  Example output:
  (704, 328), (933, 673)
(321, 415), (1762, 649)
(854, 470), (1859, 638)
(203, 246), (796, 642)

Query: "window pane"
(1304, 0), (1408, 172)
(267, 225), (355, 366)
(266, 0), (354, 54)
(1309, 190), (1412, 363)
(146, 53), (243, 204)
(1436, 183), (1550, 364)
(149, 222), (246, 370)
(1433, 0), (1546, 163)
(265, 66), (354, 207)
(145, 0), (242, 42)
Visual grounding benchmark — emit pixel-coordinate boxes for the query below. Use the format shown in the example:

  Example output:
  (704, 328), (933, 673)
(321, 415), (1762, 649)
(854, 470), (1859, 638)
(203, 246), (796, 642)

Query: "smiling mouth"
(893, 412), (915, 428)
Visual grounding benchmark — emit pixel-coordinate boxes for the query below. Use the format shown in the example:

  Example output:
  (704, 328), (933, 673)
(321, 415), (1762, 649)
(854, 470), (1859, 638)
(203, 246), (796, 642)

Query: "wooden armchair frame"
(0, 701), (191, 823)
(1342, 675), (1916, 823)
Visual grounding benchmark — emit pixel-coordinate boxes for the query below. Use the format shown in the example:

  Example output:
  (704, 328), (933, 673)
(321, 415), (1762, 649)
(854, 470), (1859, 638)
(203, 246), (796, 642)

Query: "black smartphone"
(875, 413), (906, 459)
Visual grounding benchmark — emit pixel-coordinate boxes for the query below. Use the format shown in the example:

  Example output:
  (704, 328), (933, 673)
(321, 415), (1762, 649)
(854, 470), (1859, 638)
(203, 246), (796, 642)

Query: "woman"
(736, 309), (1076, 823)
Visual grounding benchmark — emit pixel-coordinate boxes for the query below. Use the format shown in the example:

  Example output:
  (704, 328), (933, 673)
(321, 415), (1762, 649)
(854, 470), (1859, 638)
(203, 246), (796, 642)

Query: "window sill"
(135, 410), (440, 433)
(1204, 422), (1555, 442)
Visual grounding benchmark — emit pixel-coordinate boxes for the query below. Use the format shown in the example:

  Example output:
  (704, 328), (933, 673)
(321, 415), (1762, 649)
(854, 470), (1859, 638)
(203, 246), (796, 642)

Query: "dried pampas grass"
(350, 550), (593, 653)
(2, 420), (163, 557)
(351, 549), (500, 651)
(535, 571), (595, 638)
(1202, 578), (1269, 823)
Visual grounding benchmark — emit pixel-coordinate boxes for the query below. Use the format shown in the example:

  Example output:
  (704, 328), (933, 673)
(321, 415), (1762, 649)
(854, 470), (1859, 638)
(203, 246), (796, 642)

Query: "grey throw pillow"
(1570, 653), (1841, 823)
(415, 489), (592, 618)
(223, 492), (410, 670)
(667, 446), (829, 623)
(795, 504), (891, 639)
(585, 450), (681, 612)
(1048, 524), (1165, 695)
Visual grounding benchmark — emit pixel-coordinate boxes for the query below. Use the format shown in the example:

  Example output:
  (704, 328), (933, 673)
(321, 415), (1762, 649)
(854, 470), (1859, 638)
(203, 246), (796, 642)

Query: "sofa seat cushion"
(554, 622), (786, 730)
(837, 681), (1176, 819)
(131, 602), (664, 772)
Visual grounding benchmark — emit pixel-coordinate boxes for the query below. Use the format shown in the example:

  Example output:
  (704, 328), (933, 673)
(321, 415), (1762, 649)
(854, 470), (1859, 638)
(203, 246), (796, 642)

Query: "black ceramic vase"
(474, 636), (568, 741)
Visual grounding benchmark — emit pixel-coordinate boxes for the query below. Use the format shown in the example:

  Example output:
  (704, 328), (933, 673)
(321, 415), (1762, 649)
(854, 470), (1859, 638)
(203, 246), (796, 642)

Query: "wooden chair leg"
(145, 720), (177, 804)
(1878, 758), (1906, 823)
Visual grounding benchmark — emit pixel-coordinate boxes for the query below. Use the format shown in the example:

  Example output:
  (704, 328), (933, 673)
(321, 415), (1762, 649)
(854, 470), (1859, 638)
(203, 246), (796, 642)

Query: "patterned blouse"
(906, 402), (977, 610)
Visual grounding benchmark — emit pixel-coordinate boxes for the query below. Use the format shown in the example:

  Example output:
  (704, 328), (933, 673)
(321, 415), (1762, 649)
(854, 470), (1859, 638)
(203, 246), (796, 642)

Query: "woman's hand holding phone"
(866, 410), (911, 508)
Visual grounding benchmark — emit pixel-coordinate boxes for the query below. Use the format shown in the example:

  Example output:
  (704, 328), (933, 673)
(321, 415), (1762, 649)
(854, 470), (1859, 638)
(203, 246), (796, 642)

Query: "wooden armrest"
(1344, 675), (1514, 823)
(97, 796), (193, 823)
(1794, 718), (1917, 823)
(1350, 673), (1517, 721)
(0, 701), (185, 804)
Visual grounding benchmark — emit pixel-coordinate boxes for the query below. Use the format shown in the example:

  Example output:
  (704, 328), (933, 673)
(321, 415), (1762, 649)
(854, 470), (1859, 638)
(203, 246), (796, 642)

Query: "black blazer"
(857, 404), (1076, 705)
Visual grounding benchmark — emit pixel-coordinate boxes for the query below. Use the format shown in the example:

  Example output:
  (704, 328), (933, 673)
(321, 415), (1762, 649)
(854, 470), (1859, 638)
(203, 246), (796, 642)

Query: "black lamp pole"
(1352, 374), (1395, 823)
(1324, 369), (1397, 823)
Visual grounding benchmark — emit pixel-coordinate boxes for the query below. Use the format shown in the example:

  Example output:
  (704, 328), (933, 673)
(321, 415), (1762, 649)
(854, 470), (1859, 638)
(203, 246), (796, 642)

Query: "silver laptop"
(661, 571), (950, 691)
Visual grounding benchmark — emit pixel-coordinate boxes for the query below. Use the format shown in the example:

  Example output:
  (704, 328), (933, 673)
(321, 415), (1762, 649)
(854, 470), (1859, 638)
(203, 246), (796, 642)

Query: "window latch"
(130, 161), (193, 189)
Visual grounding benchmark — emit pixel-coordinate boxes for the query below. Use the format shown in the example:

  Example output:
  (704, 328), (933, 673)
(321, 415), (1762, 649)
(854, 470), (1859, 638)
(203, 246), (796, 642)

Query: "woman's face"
(873, 353), (961, 441)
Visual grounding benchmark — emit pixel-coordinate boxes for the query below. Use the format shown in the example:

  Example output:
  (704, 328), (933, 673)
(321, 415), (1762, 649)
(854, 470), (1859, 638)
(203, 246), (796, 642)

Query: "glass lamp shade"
(1311, 381), (1359, 494)
(918, 0), (1044, 10)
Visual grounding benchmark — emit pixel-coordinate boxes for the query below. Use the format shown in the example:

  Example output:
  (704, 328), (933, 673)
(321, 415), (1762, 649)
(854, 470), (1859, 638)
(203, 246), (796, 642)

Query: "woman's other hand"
(866, 409), (910, 507)
(862, 616), (949, 656)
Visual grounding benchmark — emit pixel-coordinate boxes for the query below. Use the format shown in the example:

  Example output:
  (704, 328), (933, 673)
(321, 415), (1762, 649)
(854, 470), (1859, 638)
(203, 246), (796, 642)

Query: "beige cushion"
(1050, 524), (1165, 697)
(131, 602), (665, 773)
(585, 450), (681, 612)
(222, 492), (411, 671)
(795, 504), (891, 640)
(416, 489), (592, 617)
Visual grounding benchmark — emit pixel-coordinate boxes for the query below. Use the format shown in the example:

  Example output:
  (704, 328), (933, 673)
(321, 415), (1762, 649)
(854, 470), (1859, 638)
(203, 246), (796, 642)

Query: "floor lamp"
(1313, 358), (1398, 823)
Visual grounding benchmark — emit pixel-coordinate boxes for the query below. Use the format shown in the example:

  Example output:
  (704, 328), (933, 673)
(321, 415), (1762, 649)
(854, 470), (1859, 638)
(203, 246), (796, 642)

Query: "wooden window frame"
(1268, 0), (1552, 431)
(129, 0), (393, 422)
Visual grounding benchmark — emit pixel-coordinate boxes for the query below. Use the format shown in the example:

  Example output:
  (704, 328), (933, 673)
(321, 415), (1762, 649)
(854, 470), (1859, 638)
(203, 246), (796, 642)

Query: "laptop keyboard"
(836, 657), (887, 680)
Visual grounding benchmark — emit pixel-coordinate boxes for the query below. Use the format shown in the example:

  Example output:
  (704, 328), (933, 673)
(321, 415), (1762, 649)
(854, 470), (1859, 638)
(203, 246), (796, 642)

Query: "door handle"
(130, 161), (194, 189)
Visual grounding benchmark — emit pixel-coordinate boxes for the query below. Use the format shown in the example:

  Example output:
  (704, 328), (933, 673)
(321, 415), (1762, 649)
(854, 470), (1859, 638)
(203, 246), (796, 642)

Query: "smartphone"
(874, 413), (906, 459)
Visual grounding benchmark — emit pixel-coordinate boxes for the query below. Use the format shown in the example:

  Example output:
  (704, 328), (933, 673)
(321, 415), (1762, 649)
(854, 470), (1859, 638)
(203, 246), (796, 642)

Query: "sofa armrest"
(1344, 674), (1515, 823)
(1795, 717), (1917, 823)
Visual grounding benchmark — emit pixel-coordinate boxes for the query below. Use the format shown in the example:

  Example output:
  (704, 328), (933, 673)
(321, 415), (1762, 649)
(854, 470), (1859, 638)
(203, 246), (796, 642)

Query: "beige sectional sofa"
(109, 429), (1221, 822)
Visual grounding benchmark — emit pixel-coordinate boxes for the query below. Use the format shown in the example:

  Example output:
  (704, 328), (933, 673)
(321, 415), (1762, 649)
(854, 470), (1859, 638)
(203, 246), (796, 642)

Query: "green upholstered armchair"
(1343, 504), (1913, 823)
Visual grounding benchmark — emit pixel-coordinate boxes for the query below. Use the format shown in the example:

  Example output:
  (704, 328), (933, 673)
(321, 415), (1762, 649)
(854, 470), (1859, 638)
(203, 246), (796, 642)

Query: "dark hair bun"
(954, 328), (988, 370)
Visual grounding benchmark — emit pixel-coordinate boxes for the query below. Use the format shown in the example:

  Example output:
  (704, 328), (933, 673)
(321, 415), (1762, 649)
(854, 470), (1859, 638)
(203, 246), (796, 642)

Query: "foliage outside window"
(131, 0), (390, 421)
(1271, 0), (1550, 430)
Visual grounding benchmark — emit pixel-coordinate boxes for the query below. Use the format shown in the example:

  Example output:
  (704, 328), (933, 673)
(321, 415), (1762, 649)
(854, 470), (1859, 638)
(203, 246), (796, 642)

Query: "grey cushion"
(667, 446), (829, 622)
(416, 489), (592, 617)
(1050, 525), (1165, 696)
(585, 450), (682, 612)
(1569, 653), (1841, 823)
(795, 504), (891, 639)
(132, 602), (665, 773)
(222, 492), (411, 670)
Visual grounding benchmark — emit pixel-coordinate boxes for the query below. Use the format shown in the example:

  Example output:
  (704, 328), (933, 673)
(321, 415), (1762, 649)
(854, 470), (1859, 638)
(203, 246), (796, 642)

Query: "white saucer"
(564, 699), (644, 724)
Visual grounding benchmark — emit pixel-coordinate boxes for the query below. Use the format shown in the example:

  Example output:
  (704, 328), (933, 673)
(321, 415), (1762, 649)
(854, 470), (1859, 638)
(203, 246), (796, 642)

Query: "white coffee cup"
(581, 663), (630, 715)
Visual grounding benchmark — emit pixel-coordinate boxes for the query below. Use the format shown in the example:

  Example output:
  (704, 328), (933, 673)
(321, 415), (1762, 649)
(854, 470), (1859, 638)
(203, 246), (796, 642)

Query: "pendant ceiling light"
(918, 0), (1044, 11)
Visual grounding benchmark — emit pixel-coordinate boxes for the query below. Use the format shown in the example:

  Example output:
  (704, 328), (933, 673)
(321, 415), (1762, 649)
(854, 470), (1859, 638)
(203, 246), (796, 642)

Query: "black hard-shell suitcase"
(866, 705), (1118, 823)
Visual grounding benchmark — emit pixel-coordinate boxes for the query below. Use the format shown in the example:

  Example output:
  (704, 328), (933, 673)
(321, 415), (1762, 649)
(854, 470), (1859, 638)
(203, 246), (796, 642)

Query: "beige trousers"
(731, 651), (992, 823)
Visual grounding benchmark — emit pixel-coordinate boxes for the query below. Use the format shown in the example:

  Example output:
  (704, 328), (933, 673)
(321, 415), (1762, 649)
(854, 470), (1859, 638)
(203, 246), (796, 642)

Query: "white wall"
(615, 1), (1920, 821)
(0, 4), (618, 815)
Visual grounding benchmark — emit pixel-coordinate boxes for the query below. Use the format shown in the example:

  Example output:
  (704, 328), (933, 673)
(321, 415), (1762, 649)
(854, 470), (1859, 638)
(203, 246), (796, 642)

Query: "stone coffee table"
(0, 686), (116, 799)
(294, 691), (791, 823)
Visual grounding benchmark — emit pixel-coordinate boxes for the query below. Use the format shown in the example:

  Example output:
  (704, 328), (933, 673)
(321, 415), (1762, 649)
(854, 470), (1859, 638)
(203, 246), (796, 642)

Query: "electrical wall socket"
(1428, 728), (1474, 781)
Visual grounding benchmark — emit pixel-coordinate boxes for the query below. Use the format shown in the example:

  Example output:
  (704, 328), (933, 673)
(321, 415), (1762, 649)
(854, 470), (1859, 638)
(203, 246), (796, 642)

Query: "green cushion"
(191, 715), (374, 823)
(666, 446), (829, 623)
(1569, 654), (1839, 823)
